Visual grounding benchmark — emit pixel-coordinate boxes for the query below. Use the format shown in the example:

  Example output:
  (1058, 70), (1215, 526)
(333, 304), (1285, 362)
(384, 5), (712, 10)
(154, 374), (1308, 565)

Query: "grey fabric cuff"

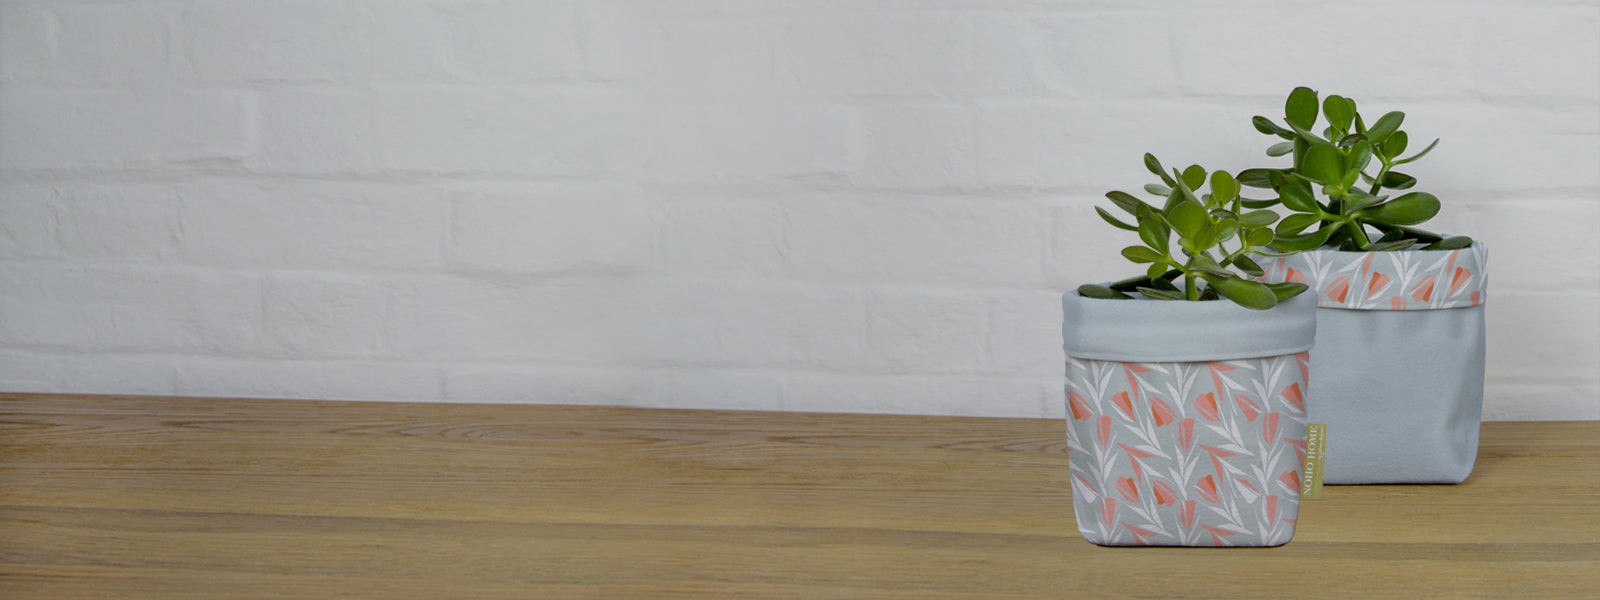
(1061, 290), (1317, 362)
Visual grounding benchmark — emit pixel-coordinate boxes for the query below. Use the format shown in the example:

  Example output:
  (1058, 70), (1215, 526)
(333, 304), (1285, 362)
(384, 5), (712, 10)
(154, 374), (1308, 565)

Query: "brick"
(0, 89), (251, 169)
(656, 197), (785, 277)
(53, 4), (174, 84)
(782, 12), (1042, 97)
(0, 350), (54, 393)
(0, 6), (54, 82)
(1472, 10), (1600, 99)
(386, 276), (625, 362)
(1485, 292), (1600, 380)
(262, 274), (390, 359)
(176, 181), (447, 270)
(249, 89), (374, 174)
(439, 1), (583, 82)
(985, 290), (1071, 377)
(863, 287), (992, 375)
(54, 355), (179, 397)
(575, 2), (653, 81)
(372, 91), (639, 176)
(446, 366), (783, 411)
(180, 1), (368, 82)
(1172, 8), (1471, 98)
(782, 195), (1049, 287)
(1047, 199), (1153, 290)
(976, 100), (1261, 189)
(781, 374), (1050, 418)
(1483, 381), (1600, 421)
(448, 184), (655, 274)
(850, 104), (977, 190)
(53, 185), (182, 261)
(0, 184), (57, 258)
(176, 358), (441, 403)
(0, 265), (260, 354)
(616, 280), (871, 370)
(639, 103), (854, 182)
(645, 16), (795, 97)
(1034, 13), (1176, 97)
(1458, 200), (1599, 292)
(1404, 103), (1599, 192)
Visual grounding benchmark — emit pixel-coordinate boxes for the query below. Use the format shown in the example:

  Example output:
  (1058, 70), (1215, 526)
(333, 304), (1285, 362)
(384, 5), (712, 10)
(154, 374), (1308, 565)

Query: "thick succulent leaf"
(1233, 255), (1266, 277)
(1365, 111), (1405, 144)
(1245, 226), (1275, 247)
(1078, 284), (1130, 300)
(1209, 171), (1239, 205)
(1204, 274), (1278, 310)
(1238, 209), (1279, 228)
(1188, 252), (1228, 276)
(1340, 191), (1388, 215)
(1275, 212), (1323, 236)
(1425, 235), (1474, 250)
(1138, 287), (1185, 301)
(1253, 116), (1294, 139)
(1394, 138), (1440, 165)
(1271, 223), (1339, 251)
(1301, 143), (1343, 185)
(1285, 87), (1320, 131)
(1379, 171), (1417, 190)
(1122, 245), (1165, 264)
(1105, 190), (1150, 216)
(1382, 131), (1409, 158)
(1137, 214), (1170, 253)
(1096, 206), (1138, 231)
(1265, 281), (1310, 300)
(1145, 153), (1178, 186)
(1144, 183), (1172, 196)
(1359, 192), (1440, 226)
(1236, 168), (1281, 189)
(1180, 165), (1207, 190)
(1323, 95), (1354, 132)
(1365, 239), (1418, 252)
(1278, 180), (1320, 214)
(1266, 141), (1295, 157)
(1165, 199), (1208, 240)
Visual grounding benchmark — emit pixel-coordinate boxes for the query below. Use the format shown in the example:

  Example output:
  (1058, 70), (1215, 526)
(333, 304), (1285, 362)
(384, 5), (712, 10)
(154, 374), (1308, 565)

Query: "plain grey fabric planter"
(1256, 242), (1488, 484)
(1061, 292), (1316, 547)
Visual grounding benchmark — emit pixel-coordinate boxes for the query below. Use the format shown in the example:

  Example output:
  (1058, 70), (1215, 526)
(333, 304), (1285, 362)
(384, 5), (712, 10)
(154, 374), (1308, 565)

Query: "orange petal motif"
(1068, 391), (1093, 421)
(1326, 276), (1350, 304)
(1095, 416), (1113, 448)
(1178, 418), (1196, 451)
(1282, 383), (1304, 412)
(1150, 397), (1177, 427)
(1194, 392), (1219, 422)
(1366, 272), (1390, 300)
(1181, 500), (1197, 529)
(1152, 481), (1177, 506)
(1285, 268), (1304, 283)
(1266, 495), (1280, 526)
(1450, 267), (1471, 295)
(1411, 274), (1436, 302)
(1262, 412), (1280, 446)
(1101, 498), (1117, 528)
(1279, 470), (1301, 493)
(1234, 394), (1260, 422)
(1115, 477), (1139, 502)
(1391, 296), (1405, 310)
(1112, 391), (1136, 420)
(1201, 524), (1237, 546)
(1196, 475), (1220, 504)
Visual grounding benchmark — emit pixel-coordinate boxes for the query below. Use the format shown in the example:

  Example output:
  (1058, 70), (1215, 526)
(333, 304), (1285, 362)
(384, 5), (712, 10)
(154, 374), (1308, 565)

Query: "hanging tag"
(1301, 422), (1327, 500)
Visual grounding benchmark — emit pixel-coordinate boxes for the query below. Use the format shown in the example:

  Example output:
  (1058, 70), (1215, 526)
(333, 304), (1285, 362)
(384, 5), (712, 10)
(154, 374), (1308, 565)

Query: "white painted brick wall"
(1, 0), (1596, 421)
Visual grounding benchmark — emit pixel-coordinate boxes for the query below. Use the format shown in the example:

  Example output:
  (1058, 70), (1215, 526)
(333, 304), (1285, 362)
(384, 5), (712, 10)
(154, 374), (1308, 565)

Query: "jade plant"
(1243, 87), (1472, 252)
(1078, 154), (1309, 310)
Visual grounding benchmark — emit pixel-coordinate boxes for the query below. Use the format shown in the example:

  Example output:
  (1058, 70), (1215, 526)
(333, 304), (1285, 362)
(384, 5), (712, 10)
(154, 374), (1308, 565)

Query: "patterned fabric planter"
(1061, 292), (1317, 547)
(1255, 242), (1488, 484)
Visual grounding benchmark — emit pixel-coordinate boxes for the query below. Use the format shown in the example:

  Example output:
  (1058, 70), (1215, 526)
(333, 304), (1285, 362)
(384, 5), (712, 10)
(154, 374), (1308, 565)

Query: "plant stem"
(1368, 158), (1392, 196)
(1185, 272), (1198, 301)
(1344, 220), (1372, 250)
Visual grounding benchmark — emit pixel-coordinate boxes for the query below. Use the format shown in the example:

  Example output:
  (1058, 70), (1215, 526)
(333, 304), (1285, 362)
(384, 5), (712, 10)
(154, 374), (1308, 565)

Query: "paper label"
(1301, 422), (1327, 500)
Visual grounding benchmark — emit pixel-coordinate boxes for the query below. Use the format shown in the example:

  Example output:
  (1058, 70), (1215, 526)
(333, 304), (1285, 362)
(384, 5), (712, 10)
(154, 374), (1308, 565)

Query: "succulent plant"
(1078, 154), (1309, 310)
(1243, 87), (1472, 252)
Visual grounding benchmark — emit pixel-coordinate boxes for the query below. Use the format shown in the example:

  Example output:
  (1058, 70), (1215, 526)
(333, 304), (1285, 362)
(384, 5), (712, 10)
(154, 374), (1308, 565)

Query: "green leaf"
(1285, 87), (1319, 131)
(1366, 239), (1418, 252)
(1265, 281), (1310, 300)
(1266, 141), (1295, 157)
(1180, 165), (1207, 190)
(1145, 153), (1178, 187)
(1122, 245), (1165, 264)
(1271, 223), (1339, 251)
(1379, 171), (1417, 190)
(1336, 133), (1368, 149)
(1166, 200), (1208, 240)
(1234, 255), (1265, 277)
(1366, 111), (1405, 144)
(1137, 287), (1185, 301)
(1209, 171), (1239, 205)
(1147, 262), (1168, 279)
(1238, 209), (1278, 228)
(1144, 183), (1172, 196)
(1203, 274), (1278, 310)
(1340, 191), (1387, 214)
(1278, 180), (1320, 214)
(1275, 213), (1323, 235)
(1105, 191), (1150, 216)
(1253, 115), (1294, 139)
(1359, 192), (1440, 226)
(1241, 198), (1278, 209)
(1189, 252), (1228, 276)
(1077, 284), (1129, 300)
(1301, 143), (1343, 186)
(1382, 131), (1409, 158)
(1246, 226), (1275, 247)
(1425, 235), (1474, 250)
(1214, 219), (1239, 244)
(1323, 95), (1354, 133)
(1137, 216), (1170, 254)
(1237, 168), (1281, 189)
(1095, 206), (1138, 231)
(1394, 138), (1440, 165)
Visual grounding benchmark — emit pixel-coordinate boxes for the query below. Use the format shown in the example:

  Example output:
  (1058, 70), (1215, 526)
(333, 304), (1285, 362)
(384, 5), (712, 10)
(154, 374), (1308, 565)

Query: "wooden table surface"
(1, 393), (1596, 599)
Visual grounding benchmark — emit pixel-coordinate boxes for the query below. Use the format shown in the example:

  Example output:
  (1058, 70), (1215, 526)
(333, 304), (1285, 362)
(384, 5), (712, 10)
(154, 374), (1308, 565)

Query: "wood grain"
(2, 393), (1596, 599)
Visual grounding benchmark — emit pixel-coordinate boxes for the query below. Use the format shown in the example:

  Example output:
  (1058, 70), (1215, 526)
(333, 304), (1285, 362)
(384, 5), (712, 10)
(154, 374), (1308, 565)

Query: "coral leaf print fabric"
(1255, 243), (1487, 310)
(1064, 353), (1309, 547)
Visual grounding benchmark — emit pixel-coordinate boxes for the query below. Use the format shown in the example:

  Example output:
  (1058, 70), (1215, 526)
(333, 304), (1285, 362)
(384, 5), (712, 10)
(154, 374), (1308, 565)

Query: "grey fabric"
(1061, 291), (1317, 362)
(1310, 305), (1486, 484)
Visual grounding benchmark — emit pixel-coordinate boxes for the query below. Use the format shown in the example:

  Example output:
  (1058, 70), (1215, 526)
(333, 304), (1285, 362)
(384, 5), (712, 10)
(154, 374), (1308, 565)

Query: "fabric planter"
(1256, 242), (1488, 484)
(1061, 291), (1317, 547)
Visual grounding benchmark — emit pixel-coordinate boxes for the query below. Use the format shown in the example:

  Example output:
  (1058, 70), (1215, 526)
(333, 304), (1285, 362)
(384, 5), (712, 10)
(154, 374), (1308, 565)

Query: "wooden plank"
(2, 393), (1598, 599)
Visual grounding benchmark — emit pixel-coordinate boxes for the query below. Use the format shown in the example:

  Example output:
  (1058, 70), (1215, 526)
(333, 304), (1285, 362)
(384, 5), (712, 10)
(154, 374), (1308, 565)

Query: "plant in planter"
(1245, 87), (1488, 484)
(1061, 154), (1316, 547)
